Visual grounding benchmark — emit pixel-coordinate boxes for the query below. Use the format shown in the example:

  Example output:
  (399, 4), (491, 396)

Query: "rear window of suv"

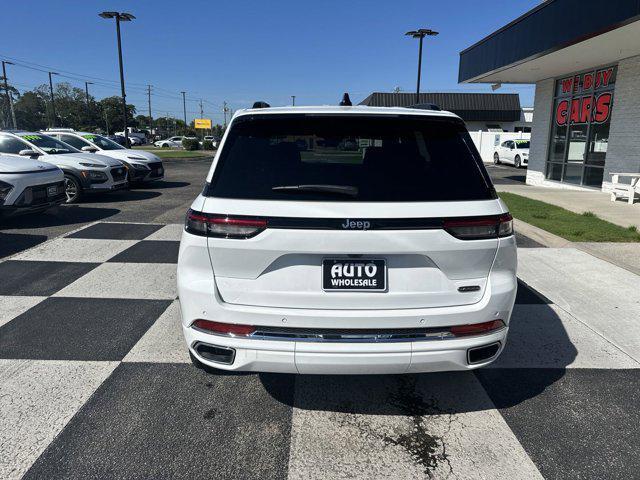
(206, 114), (496, 202)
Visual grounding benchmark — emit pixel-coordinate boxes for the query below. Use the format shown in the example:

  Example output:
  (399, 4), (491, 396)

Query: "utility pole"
(199, 99), (204, 140)
(181, 91), (187, 133)
(100, 11), (135, 143)
(2, 61), (17, 129)
(103, 107), (110, 135)
(48, 71), (58, 128)
(147, 84), (153, 139)
(84, 81), (93, 124)
(405, 28), (439, 105)
(291, 95), (296, 106)
(223, 101), (228, 128)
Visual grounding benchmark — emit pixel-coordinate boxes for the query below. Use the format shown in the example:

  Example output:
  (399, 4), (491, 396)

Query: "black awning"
(459, 0), (640, 83)
(358, 92), (521, 122)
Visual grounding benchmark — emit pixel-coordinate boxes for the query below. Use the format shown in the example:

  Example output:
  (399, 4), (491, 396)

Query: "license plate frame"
(322, 258), (387, 292)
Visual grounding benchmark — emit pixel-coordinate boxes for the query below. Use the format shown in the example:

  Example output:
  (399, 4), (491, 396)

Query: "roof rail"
(409, 103), (441, 111)
(252, 101), (270, 109)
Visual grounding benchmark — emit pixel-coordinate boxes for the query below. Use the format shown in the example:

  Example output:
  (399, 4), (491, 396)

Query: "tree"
(33, 82), (92, 130)
(98, 96), (137, 133)
(0, 83), (20, 129)
(212, 123), (225, 140)
(14, 91), (48, 131)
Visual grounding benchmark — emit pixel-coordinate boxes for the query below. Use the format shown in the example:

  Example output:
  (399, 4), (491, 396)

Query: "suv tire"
(514, 155), (521, 168)
(64, 174), (82, 204)
(493, 152), (500, 165)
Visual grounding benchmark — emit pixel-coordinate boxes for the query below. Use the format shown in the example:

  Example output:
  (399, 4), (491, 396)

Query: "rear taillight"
(444, 214), (513, 240)
(192, 319), (256, 336)
(185, 209), (267, 239)
(450, 320), (505, 337)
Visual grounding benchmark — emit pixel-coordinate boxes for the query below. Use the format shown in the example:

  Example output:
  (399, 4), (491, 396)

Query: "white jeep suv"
(177, 105), (517, 374)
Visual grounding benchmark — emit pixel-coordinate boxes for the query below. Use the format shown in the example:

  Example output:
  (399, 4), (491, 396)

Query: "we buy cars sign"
(555, 67), (614, 127)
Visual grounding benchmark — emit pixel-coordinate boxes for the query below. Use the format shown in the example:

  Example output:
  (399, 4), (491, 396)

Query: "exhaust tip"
(193, 342), (236, 365)
(467, 342), (501, 365)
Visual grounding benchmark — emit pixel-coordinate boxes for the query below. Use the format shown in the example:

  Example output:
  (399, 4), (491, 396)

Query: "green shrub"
(182, 138), (200, 151)
(203, 140), (214, 150)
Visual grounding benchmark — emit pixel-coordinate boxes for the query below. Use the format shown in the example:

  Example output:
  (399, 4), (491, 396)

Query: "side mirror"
(81, 145), (99, 152)
(19, 149), (41, 157)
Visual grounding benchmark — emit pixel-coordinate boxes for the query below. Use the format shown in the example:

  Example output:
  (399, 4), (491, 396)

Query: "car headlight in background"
(80, 170), (108, 182)
(80, 162), (105, 168)
(130, 162), (150, 170)
(0, 180), (14, 203)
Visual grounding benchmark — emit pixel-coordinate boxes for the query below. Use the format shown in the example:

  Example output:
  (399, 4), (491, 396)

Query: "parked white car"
(115, 129), (147, 145)
(203, 136), (218, 148)
(46, 130), (164, 184)
(494, 139), (529, 168)
(0, 131), (128, 203)
(0, 154), (66, 215)
(155, 136), (184, 148)
(178, 105), (517, 375)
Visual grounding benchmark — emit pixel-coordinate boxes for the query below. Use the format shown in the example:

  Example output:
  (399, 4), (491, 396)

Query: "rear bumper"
(177, 233), (517, 374)
(184, 325), (508, 374)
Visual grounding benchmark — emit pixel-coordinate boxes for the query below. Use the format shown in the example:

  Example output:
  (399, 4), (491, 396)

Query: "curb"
(513, 219), (572, 248)
(515, 218), (640, 276)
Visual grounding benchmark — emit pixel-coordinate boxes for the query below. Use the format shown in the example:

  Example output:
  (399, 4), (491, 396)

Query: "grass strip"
(499, 192), (640, 242)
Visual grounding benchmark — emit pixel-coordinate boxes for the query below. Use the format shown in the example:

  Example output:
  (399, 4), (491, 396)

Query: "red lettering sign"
(580, 96), (593, 123)
(555, 67), (614, 126)
(561, 78), (573, 94)
(569, 98), (581, 124)
(583, 73), (593, 90)
(556, 100), (568, 126)
(594, 93), (612, 123)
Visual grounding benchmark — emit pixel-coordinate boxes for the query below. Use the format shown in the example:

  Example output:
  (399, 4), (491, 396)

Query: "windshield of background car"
(83, 134), (126, 150)
(206, 114), (495, 202)
(515, 140), (530, 149)
(18, 134), (79, 154)
(0, 135), (30, 155)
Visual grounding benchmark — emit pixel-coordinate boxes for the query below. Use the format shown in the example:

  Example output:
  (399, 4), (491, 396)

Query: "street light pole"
(48, 71), (58, 128)
(147, 85), (153, 138)
(181, 91), (187, 133)
(291, 95), (296, 106)
(2, 61), (17, 129)
(99, 11), (135, 144)
(405, 28), (439, 105)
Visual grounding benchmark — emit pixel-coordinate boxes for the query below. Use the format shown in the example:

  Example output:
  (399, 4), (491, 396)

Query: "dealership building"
(459, 0), (640, 191)
(359, 92), (533, 132)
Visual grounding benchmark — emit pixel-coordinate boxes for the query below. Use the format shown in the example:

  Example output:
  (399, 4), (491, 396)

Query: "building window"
(545, 65), (616, 188)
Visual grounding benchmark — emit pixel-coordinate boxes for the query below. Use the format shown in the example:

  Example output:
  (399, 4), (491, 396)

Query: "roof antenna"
(339, 93), (352, 106)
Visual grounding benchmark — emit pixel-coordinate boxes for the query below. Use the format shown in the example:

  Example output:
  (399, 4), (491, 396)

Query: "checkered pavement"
(1, 221), (639, 480)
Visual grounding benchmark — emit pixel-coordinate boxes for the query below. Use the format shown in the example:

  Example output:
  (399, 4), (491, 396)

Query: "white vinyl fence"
(468, 131), (531, 163)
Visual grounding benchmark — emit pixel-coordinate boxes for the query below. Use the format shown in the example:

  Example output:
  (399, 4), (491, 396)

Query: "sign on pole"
(194, 118), (212, 129)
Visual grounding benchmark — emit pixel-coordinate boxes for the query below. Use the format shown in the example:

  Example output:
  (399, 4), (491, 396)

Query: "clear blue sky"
(1, 0), (539, 123)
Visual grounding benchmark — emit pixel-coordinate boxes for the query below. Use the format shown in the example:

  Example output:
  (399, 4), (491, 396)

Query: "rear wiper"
(272, 184), (358, 197)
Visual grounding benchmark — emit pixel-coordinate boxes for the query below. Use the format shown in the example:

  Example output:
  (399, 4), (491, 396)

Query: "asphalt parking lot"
(1, 158), (639, 479)
(0, 157), (212, 259)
